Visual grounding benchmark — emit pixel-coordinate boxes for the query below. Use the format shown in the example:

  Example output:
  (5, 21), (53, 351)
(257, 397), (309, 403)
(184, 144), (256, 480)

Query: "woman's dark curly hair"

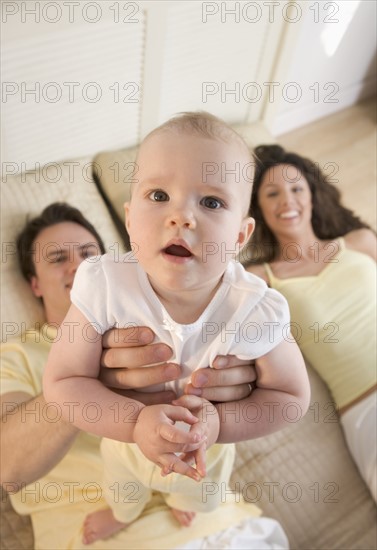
(17, 202), (106, 282)
(245, 144), (370, 264)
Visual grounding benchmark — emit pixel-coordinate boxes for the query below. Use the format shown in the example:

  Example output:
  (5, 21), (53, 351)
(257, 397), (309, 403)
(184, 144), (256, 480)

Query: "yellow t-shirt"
(0, 326), (104, 514)
(264, 239), (377, 409)
(1, 325), (260, 549)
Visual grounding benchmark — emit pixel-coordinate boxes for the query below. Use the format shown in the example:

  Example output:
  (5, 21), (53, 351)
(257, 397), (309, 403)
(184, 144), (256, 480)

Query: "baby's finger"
(160, 454), (202, 482)
(159, 423), (205, 447)
(166, 405), (199, 425)
(175, 451), (196, 467)
(194, 443), (207, 478)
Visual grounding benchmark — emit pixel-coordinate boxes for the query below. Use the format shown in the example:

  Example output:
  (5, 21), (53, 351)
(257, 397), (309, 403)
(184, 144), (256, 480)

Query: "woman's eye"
(292, 186), (303, 193)
(149, 190), (169, 202)
(201, 196), (223, 209)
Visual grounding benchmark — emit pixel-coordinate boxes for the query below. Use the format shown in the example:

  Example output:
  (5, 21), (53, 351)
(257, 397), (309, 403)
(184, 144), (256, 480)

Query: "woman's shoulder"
(343, 229), (377, 261)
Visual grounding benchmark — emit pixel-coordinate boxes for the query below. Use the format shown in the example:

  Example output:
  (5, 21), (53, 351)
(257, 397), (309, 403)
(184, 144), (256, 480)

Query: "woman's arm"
(345, 228), (377, 261)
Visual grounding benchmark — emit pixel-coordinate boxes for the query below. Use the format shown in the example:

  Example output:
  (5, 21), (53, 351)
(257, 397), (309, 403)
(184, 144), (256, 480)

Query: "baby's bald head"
(134, 112), (255, 212)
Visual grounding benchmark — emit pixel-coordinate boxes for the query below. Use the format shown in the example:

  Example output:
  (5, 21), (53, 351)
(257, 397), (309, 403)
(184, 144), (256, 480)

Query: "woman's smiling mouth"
(279, 210), (299, 219)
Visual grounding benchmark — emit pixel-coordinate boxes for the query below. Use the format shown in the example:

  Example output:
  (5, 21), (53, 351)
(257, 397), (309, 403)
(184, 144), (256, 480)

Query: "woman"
(244, 144), (376, 502)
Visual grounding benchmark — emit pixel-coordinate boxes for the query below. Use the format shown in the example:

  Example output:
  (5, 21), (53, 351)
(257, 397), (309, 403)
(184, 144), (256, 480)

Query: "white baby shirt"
(71, 253), (290, 395)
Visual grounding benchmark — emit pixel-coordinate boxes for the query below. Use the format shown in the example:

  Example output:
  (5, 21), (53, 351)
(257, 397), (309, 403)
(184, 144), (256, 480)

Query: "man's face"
(30, 222), (101, 324)
(124, 131), (255, 297)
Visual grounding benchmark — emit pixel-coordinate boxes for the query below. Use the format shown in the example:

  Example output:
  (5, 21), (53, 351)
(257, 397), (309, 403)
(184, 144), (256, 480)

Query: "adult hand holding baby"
(100, 327), (257, 404)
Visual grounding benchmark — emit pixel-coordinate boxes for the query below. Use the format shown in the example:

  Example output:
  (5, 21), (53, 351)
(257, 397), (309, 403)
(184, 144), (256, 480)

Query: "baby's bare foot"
(171, 508), (196, 527)
(82, 508), (127, 545)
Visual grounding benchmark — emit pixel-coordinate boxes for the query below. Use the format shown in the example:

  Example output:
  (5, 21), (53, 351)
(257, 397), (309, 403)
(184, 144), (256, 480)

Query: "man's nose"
(69, 253), (84, 274)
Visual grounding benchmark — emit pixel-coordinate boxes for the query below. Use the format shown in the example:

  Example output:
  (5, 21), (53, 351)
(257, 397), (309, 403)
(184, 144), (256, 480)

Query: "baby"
(44, 112), (310, 544)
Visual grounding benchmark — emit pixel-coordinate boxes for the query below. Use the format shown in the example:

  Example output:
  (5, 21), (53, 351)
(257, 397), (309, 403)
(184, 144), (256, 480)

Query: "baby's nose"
(167, 208), (196, 228)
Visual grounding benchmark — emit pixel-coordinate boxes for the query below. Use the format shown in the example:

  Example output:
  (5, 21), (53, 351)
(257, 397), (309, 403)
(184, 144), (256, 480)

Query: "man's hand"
(100, 327), (179, 404)
(185, 356), (257, 402)
(100, 328), (257, 404)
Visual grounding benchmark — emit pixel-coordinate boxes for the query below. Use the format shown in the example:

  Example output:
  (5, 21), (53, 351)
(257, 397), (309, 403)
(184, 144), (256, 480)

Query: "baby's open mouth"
(164, 245), (192, 257)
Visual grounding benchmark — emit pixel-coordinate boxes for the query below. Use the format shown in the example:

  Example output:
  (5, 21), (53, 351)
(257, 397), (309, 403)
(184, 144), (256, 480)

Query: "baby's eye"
(148, 190), (169, 202)
(201, 196), (223, 209)
(292, 186), (303, 193)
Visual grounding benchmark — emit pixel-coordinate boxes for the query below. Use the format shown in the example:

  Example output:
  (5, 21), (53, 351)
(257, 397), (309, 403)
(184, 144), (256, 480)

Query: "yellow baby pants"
(101, 439), (235, 523)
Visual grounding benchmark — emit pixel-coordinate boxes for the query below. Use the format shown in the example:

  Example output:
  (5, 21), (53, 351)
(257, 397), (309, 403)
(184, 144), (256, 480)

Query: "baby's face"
(125, 131), (254, 294)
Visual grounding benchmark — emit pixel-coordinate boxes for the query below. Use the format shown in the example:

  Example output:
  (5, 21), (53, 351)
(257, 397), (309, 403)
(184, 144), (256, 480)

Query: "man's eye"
(82, 245), (100, 258)
(53, 255), (66, 263)
(82, 250), (95, 259)
(201, 196), (223, 209)
(149, 190), (169, 202)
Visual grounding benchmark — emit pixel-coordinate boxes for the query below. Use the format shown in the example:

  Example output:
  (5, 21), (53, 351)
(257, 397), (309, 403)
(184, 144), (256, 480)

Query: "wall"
(266, 0), (377, 136)
(0, 0), (286, 172)
(1, 1), (376, 173)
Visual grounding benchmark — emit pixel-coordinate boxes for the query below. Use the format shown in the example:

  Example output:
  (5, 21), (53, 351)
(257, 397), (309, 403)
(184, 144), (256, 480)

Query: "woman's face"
(257, 164), (313, 239)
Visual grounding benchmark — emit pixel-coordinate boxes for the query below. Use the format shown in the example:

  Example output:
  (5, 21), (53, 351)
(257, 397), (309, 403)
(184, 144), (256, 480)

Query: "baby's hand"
(162, 395), (220, 478)
(132, 404), (206, 481)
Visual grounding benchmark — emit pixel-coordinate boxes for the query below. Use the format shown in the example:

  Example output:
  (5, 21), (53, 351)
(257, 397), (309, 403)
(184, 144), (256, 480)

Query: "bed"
(1, 128), (376, 549)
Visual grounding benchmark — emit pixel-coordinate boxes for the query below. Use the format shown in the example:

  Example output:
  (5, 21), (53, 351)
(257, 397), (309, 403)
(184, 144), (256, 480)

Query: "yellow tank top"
(264, 238), (376, 409)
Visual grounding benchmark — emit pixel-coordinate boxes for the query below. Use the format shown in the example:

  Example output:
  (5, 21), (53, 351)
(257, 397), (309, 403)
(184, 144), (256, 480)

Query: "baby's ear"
(238, 217), (255, 249)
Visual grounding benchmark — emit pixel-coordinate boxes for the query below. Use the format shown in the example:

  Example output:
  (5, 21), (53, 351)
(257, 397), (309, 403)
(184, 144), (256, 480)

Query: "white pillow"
(1, 156), (124, 341)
